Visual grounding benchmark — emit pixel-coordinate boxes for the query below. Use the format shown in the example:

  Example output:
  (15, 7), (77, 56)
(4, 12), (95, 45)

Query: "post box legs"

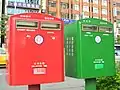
(85, 78), (96, 90)
(28, 84), (40, 90)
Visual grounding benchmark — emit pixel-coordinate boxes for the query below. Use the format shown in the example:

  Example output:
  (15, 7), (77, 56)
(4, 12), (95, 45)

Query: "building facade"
(6, 0), (40, 15)
(113, 0), (120, 38)
(46, 0), (113, 22)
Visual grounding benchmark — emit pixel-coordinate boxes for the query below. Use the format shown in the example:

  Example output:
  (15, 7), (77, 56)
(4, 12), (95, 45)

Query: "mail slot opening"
(82, 24), (98, 32)
(41, 22), (61, 30)
(99, 27), (112, 33)
(16, 20), (38, 29)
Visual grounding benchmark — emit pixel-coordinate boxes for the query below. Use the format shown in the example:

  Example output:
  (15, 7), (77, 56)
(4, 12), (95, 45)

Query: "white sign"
(95, 36), (101, 43)
(33, 68), (46, 74)
(35, 35), (43, 45)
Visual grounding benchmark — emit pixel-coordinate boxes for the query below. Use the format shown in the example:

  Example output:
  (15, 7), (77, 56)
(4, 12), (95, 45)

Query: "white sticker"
(35, 35), (43, 45)
(33, 68), (46, 74)
(95, 36), (101, 43)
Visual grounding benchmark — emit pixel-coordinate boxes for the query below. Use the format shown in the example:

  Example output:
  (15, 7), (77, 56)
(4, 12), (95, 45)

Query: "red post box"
(6, 13), (64, 85)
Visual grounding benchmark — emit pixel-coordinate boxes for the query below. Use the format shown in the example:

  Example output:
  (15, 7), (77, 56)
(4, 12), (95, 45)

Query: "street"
(0, 68), (85, 90)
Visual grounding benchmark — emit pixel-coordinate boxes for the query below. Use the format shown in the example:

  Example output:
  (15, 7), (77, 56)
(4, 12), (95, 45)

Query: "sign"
(8, 1), (40, 9)
(61, 18), (76, 24)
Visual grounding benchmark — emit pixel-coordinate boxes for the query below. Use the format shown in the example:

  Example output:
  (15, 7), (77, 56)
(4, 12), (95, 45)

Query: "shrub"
(96, 61), (120, 90)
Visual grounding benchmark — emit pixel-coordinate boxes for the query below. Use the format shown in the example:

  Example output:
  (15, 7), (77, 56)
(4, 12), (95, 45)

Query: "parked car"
(0, 48), (7, 66)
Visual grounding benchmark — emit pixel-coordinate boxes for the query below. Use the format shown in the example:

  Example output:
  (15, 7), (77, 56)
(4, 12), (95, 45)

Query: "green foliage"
(96, 61), (120, 90)
(116, 35), (120, 44)
(0, 14), (9, 36)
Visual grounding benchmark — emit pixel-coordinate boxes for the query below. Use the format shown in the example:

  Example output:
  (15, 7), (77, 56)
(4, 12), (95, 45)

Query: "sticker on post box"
(95, 64), (104, 69)
(33, 68), (46, 74)
(32, 61), (47, 75)
(34, 35), (43, 45)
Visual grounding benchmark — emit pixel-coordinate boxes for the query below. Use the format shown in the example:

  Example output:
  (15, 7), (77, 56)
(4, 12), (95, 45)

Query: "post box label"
(32, 61), (47, 75)
(95, 36), (101, 43)
(34, 35), (44, 45)
(33, 68), (46, 74)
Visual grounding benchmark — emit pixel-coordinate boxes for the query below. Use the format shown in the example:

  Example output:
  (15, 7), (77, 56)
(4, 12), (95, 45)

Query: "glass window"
(116, 3), (120, 7)
(99, 27), (112, 33)
(41, 22), (61, 30)
(82, 25), (98, 32)
(93, 7), (98, 14)
(93, 0), (98, 4)
(61, 13), (69, 19)
(102, 9), (107, 15)
(102, 0), (107, 6)
(72, 4), (79, 11)
(48, 1), (56, 7)
(117, 10), (120, 15)
(71, 14), (79, 20)
(61, 2), (69, 9)
(16, 20), (38, 29)
(0, 48), (6, 54)
(83, 6), (89, 12)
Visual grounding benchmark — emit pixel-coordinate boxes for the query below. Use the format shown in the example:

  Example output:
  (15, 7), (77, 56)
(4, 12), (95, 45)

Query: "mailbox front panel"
(7, 13), (64, 85)
(65, 18), (115, 79)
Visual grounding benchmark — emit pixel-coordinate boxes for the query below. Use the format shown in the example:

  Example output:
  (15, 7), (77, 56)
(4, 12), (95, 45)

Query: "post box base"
(28, 84), (40, 90)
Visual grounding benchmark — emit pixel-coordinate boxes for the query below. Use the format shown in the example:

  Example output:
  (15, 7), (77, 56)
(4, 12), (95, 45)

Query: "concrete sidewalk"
(41, 77), (85, 90)
(0, 69), (85, 90)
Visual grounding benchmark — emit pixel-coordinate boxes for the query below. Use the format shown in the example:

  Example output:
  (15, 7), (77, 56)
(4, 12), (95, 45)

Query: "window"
(102, 0), (107, 6)
(116, 3), (120, 7)
(72, 4), (79, 11)
(61, 2), (69, 9)
(82, 25), (98, 32)
(102, 9), (107, 15)
(83, 6), (89, 12)
(61, 13), (69, 19)
(16, 20), (38, 29)
(71, 14), (79, 20)
(117, 11), (120, 15)
(48, 1), (56, 7)
(93, 0), (98, 4)
(93, 7), (98, 14)
(99, 27), (112, 33)
(41, 22), (61, 30)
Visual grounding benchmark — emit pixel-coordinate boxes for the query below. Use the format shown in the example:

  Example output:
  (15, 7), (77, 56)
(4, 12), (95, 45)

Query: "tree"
(116, 35), (120, 44)
(0, 14), (9, 47)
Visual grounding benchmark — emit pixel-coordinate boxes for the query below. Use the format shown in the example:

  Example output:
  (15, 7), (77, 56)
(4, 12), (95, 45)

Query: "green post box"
(64, 18), (115, 79)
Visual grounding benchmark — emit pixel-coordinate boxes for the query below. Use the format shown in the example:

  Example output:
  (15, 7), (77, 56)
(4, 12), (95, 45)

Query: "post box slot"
(99, 27), (112, 33)
(16, 20), (38, 29)
(40, 22), (61, 30)
(82, 24), (98, 32)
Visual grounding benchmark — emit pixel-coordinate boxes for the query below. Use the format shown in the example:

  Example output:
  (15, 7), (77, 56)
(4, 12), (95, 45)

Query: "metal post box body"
(65, 18), (115, 79)
(7, 13), (64, 85)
